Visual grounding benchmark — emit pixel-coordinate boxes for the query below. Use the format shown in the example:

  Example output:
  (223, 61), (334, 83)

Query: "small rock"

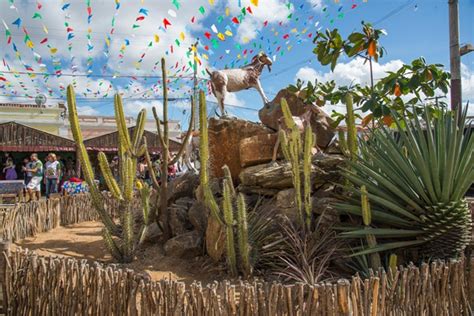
(275, 189), (299, 222)
(188, 201), (209, 233)
(169, 198), (194, 237)
(142, 222), (162, 243)
(312, 197), (340, 226)
(167, 173), (200, 203)
(164, 230), (203, 258)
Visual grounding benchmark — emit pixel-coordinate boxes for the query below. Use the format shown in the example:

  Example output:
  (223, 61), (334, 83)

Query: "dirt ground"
(15, 222), (219, 285)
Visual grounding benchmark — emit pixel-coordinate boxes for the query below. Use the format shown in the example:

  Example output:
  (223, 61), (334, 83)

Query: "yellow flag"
(202, 53), (209, 60)
(209, 0), (214, 5)
(251, 0), (258, 6)
(225, 7), (230, 16)
(180, 32), (185, 41)
(154, 34), (160, 43)
(217, 33), (225, 41)
(224, 30), (233, 37)
(50, 47), (57, 54)
(42, 24), (48, 34)
(26, 41), (34, 48)
(105, 38), (110, 47)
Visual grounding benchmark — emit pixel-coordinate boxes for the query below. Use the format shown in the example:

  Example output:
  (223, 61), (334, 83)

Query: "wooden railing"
(0, 245), (471, 315)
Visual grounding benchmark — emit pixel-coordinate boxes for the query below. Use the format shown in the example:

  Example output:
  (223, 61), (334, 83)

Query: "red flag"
(66, 27), (73, 32)
(232, 17), (239, 24)
(87, 7), (92, 15)
(163, 18), (172, 29)
(0, 77), (6, 82)
(204, 32), (211, 39)
(247, 6), (252, 14)
(40, 38), (48, 44)
(283, 34), (289, 39)
(263, 21), (268, 27)
(136, 16), (145, 21)
(191, 16), (195, 23)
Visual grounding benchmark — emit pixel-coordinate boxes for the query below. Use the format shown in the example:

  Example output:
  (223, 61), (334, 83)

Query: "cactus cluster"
(67, 86), (152, 263)
(338, 93), (358, 160)
(148, 58), (195, 241)
(278, 98), (315, 231)
(199, 90), (251, 277)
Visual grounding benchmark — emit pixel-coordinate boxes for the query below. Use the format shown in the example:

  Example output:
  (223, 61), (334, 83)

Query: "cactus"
(279, 98), (314, 230)
(344, 93), (357, 161)
(199, 91), (252, 277)
(237, 193), (251, 277)
(361, 185), (381, 270)
(149, 58), (196, 240)
(388, 254), (397, 273)
(67, 85), (153, 263)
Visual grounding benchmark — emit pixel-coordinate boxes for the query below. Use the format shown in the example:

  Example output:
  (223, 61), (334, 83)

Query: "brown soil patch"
(15, 221), (219, 285)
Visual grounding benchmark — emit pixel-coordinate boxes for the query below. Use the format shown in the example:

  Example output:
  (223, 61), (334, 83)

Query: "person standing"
(44, 153), (60, 198)
(22, 157), (33, 186)
(26, 153), (43, 201)
(3, 158), (17, 180)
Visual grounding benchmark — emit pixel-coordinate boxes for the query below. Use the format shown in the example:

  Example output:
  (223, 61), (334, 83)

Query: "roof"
(0, 121), (76, 152)
(84, 126), (182, 152)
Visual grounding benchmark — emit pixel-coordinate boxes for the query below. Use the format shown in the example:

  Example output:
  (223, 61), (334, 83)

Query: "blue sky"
(0, 0), (473, 127)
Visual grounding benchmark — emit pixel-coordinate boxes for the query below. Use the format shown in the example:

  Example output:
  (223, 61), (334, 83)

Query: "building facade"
(0, 102), (182, 141)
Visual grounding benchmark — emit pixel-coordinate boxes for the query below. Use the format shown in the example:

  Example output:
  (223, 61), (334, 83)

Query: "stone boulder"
(205, 215), (226, 262)
(208, 117), (273, 180)
(188, 200), (209, 233)
(312, 197), (341, 226)
(164, 230), (203, 258)
(312, 153), (345, 188)
(258, 89), (336, 148)
(275, 189), (299, 222)
(239, 133), (279, 167)
(239, 162), (297, 190)
(169, 198), (194, 237)
(167, 173), (200, 203)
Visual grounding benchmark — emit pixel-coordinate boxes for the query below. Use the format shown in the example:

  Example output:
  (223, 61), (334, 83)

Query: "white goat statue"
(206, 52), (273, 116)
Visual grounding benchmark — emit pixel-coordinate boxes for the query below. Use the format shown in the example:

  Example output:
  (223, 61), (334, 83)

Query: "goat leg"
(255, 80), (270, 105)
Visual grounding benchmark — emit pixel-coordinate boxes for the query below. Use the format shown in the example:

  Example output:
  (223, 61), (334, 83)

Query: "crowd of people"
(1, 152), (76, 200)
(1, 151), (191, 200)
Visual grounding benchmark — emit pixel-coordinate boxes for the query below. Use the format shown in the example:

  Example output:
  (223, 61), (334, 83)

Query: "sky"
(0, 0), (473, 128)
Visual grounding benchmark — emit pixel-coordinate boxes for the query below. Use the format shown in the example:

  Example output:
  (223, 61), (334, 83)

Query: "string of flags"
(0, 0), (367, 101)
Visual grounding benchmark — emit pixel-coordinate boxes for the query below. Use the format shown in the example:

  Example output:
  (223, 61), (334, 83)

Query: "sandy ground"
(15, 221), (219, 285)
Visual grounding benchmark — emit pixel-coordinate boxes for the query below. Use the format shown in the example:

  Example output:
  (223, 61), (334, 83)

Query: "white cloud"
(76, 105), (99, 116)
(307, 0), (325, 9)
(461, 63), (474, 103)
(227, 0), (293, 43)
(123, 100), (163, 119)
(296, 58), (404, 87)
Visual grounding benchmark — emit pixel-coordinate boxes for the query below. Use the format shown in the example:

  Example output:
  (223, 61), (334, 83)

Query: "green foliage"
(67, 86), (153, 263)
(338, 106), (473, 259)
(312, 22), (450, 122)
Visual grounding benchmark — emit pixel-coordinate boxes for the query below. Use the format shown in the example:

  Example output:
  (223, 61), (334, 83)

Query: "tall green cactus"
(67, 85), (152, 263)
(199, 91), (252, 277)
(361, 185), (381, 270)
(344, 93), (357, 161)
(279, 98), (314, 231)
(149, 58), (196, 240)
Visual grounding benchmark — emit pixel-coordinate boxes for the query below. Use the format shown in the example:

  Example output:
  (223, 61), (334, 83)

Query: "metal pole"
(448, 0), (462, 111)
(193, 42), (199, 130)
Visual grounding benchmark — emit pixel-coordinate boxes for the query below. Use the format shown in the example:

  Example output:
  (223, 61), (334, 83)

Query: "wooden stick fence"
(0, 245), (472, 315)
(0, 193), (141, 242)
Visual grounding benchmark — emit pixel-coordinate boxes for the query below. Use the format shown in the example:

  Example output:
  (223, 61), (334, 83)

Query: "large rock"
(312, 197), (340, 226)
(209, 117), (273, 180)
(258, 89), (336, 148)
(164, 230), (202, 258)
(167, 173), (200, 203)
(312, 153), (346, 188)
(169, 198), (194, 237)
(275, 189), (299, 222)
(188, 201), (209, 233)
(239, 133), (279, 167)
(205, 215), (226, 262)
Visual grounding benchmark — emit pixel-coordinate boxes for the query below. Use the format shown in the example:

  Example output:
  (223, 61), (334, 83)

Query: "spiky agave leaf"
(338, 106), (473, 259)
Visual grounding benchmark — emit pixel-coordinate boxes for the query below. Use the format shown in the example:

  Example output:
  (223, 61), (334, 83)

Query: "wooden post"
(448, 0), (462, 111)
(0, 240), (11, 314)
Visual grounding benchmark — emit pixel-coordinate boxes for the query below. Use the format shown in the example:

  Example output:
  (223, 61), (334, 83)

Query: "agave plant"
(338, 106), (473, 259)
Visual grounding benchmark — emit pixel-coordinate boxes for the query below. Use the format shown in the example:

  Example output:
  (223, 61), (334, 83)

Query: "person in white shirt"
(44, 153), (60, 198)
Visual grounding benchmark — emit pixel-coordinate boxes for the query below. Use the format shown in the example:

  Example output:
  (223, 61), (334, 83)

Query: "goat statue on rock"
(206, 52), (273, 117)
